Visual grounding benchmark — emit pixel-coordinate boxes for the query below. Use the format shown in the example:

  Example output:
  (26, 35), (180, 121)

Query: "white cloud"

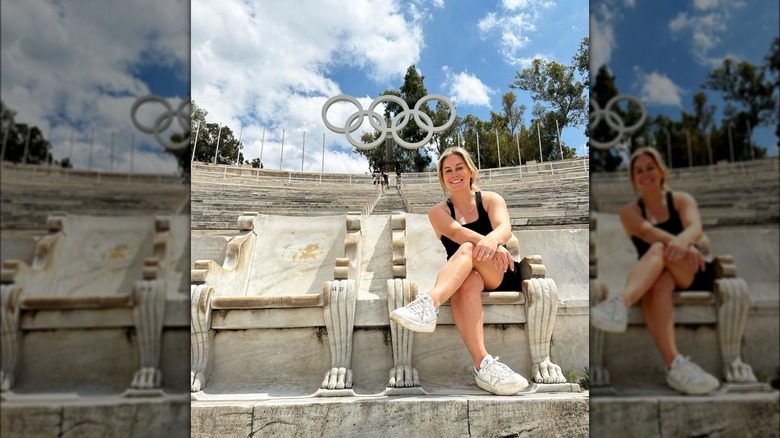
(589, 2), (621, 71)
(432, 0), (445, 8)
(441, 67), (494, 108)
(668, 4), (732, 66)
(0, 0), (189, 173)
(477, 1), (559, 66)
(191, 0), (425, 173)
(634, 69), (684, 107)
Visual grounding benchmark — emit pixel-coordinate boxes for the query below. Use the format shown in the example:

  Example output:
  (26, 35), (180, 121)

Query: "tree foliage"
(1, 100), (54, 165)
(190, 100), (245, 167)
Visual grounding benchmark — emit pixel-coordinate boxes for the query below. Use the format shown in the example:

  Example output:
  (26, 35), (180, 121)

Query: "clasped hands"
(473, 238), (515, 272)
(664, 236), (706, 271)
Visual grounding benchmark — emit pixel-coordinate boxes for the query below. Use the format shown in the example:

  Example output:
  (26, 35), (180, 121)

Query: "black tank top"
(441, 191), (494, 259)
(630, 191), (684, 258)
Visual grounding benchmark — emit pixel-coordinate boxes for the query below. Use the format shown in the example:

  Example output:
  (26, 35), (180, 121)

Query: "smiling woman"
(389, 146), (557, 395)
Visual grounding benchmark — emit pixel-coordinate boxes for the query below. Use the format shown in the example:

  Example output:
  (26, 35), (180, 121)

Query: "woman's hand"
(491, 245), (515, 272)
(664, 235), (690, 262)
(473, 237), (500, 262)
(684, 245), (706, 272)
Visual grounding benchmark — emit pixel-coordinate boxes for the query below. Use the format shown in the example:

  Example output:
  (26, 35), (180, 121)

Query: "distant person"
(590, 146), (719, 395)
(390, 146), (529, 395)
(382, 170), (389, 190)
(396, 169), (402, 186)
(373, 171), (379, 186)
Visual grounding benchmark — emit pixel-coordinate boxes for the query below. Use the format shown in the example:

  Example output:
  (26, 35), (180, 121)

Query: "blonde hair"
(628, 147), (670, 192)
(436, 147), (480, 197)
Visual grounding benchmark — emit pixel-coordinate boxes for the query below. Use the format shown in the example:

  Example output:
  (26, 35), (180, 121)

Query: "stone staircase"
(370, 189), (407, 215)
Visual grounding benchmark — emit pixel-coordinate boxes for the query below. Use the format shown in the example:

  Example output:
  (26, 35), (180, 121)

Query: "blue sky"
(0, 0), (190, 173)
(191, 0), (589, 173)
(591, 0), (779, 158)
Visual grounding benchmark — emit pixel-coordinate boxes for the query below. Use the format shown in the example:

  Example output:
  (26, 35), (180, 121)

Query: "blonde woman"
(390, 147), (528, 395)
(591, 146), (719, 395)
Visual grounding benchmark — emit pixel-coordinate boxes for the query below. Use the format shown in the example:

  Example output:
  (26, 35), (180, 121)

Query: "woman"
(590, 147), (719, 395)
(389, 147), (528, 395)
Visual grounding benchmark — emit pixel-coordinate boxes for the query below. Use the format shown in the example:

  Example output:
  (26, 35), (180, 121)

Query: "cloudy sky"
(591, 0), (779, 156)
(191, 0), (588, 174)
(1, 0), (190, 173)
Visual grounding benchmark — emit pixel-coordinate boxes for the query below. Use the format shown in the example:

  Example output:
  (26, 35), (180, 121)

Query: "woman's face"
(632, 153), (663, 192)
(440, 154), (472, 192)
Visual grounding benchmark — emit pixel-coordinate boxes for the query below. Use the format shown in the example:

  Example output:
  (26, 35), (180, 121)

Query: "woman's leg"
(641, 270), (679, 368)
(427, 241), (505, 308)
(620, 242), (699, 306)
(449, 270), (489, 369)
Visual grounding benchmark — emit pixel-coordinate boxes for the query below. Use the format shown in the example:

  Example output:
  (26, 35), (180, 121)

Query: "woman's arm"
(619, 192), (704, 261)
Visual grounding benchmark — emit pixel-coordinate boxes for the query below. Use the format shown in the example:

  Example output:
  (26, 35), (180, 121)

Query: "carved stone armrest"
(191, 213), (257, 286)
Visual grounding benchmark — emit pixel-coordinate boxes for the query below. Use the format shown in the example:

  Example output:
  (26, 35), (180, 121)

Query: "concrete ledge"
(191, 393), (589, 438)
(591, 392), (780, 437)
(0, 395), (190, 437)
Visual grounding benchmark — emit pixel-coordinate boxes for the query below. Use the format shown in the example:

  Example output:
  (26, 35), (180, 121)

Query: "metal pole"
(69, 128), (75, 165)
(321, 133), (325, 182)
(495, 128), (501, 168)
(131, 132), (135, 173)
(746, 119), (754, 160)
(516, 133), (521, 166)
(664, 128), (672, 168)
(110, 131), (115, 172)
(280, 129), (285, 170)
(706, 132), (713, 166)
(260, 127), (265, 167)
(0, 127), (9, 162)
(301, 131), (306, 172)
(213, 123), (222, 164)
(685, 129), (692, 168)
(537, 123), (543, 163)
(555, 119), (563, 160)
(191, 122), (200, 162)
(235, 125), (243, 165)
(476, 131), (481, 169)
(22, 126), (31, 164)
(88, 128), (94, 170)
(727, 123), (734, 162)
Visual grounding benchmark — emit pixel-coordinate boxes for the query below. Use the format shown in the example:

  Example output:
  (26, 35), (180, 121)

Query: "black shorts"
(490, 261), (523, 291)
(678, 261), (715, 291)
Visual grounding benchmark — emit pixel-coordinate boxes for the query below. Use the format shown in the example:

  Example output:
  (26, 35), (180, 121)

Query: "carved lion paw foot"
(0, 370), (14, 392)
(532, 358), (566, 384)
(725, 358), (757, 383)
(191, 371), (206, 392)
(321, 367), (353, 389)
(131, 366), (161, 389)
(388, 365), (420, 388)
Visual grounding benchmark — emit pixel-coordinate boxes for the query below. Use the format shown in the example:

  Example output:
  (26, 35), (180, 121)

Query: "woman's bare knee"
(455, 242), (475, 258)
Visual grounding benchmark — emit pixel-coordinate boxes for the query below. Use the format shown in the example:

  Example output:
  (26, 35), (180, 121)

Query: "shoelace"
(407, 298), (431, 319)
(482, 357), (513, 381)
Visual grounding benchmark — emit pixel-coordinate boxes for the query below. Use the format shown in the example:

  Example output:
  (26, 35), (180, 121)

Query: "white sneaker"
(665, 356), (720, 395)
(474, 355), (529, 395)
(390, 293), (438, 333)
(590, 294), (628, 333)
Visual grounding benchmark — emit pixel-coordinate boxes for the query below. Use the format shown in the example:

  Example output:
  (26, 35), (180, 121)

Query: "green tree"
(190, 101), (243, 166)
(1, 100), (53, 165)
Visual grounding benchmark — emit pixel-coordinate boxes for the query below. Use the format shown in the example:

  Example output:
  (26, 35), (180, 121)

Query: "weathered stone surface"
(1, 397), (189, 438)
(190, 394), (590, 438)
(469, 396), (589, 437)
(591, 393), (780, 438)
(190, 404), (254, 438)
(590, 398), (659, 437)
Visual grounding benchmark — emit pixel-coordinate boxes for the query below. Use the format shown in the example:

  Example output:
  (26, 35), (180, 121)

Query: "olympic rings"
(321, 94), (456, 150)
(588, 94), (646, 150)
(131, 95), (191, 152)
